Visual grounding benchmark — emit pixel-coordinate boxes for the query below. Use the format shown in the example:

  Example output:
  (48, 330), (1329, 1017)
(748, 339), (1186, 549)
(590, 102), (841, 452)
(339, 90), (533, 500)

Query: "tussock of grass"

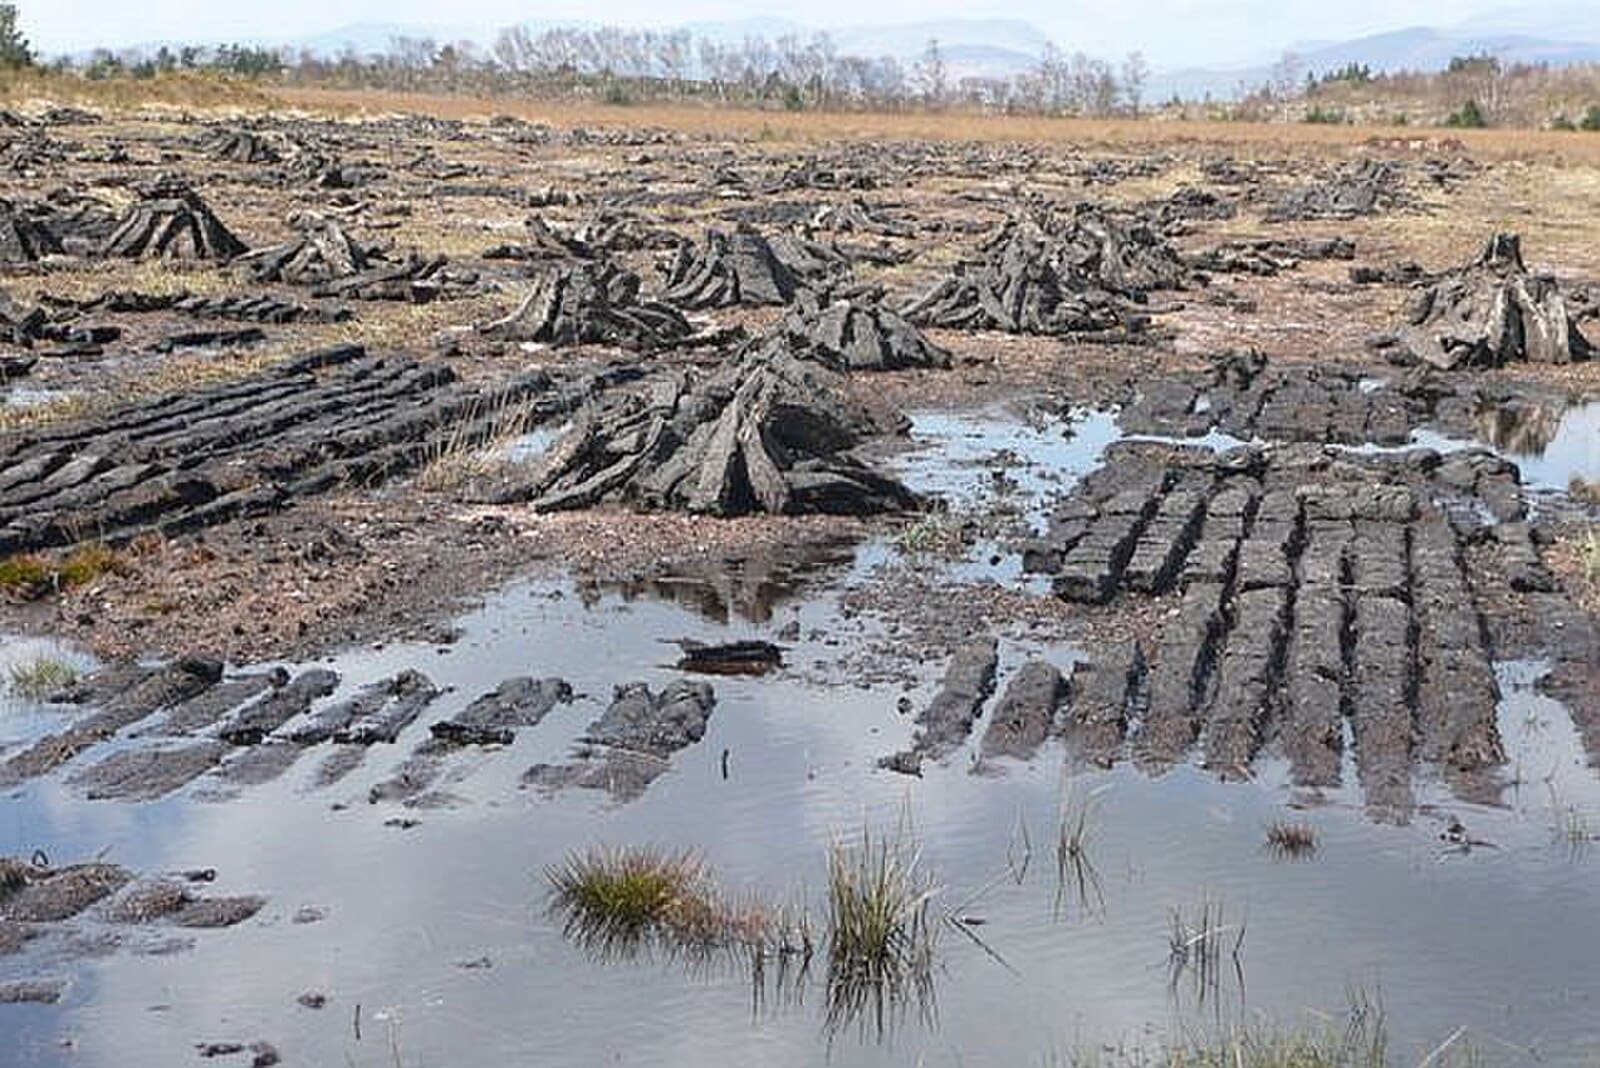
(56, 543), (123, 587)
(6, 657), (81, 701)
(547, 846), (709, 955)
(1265, 819), (1320, 860)
(824, 827), (938, 1039)
(545, 845), (811, 968)
(415, 393), (543, 493)
(1047, 987), (1434, 1068)
(0, 554), (52, 593)
(0, 544), (128, 599)
(896, 514), (967, 558)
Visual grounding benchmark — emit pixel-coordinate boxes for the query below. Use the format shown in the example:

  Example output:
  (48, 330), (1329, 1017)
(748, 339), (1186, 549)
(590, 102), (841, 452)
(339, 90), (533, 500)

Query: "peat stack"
(239, 214), (368, 285)
(776, 292), (951, 372)
(902, 217), (1130, 335)
(807, 198), (914, 238)
(100, 178), (247, 262)
(479, 261), (692, 351)
(483, 217), (593, 262)
(0, 200), (62, 263)
(498, 346), (916, 517)
(1267, 159), (1404, 222)
(202, 128), (280, 164)
(570, 211), (682, 253)
(1055, 205), (1189, 296)
(310, 254), (475, 304)
(40, 191), (118, 257)
(661, 225), (843, 309)
(1387, 233), (1593, 369)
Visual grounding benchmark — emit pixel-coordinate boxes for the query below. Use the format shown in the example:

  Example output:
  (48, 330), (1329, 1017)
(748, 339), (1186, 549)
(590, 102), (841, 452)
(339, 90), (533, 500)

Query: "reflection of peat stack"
(777, 293), (951, 372)
(0, 201), (62, 263)
(240, 214), (367, 285)
(100, 179), (247, 261)
(1391, 234), (1593, 370)
(502, 347), (916, 517)
(480, 261), (692, 352)
(662, 225), (842, 309)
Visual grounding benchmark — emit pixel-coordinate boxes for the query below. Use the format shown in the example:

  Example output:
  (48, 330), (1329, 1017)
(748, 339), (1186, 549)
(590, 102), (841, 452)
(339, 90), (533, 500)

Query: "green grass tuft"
(824, 826), (939, 1039)
(547, 846), (708, 954)
(6, 656), (80, 701)
(0, 543), (128, 599)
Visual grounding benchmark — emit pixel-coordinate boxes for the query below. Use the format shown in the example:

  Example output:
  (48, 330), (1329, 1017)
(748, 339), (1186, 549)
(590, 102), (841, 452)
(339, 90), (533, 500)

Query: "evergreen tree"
(0, 4), (33, 70)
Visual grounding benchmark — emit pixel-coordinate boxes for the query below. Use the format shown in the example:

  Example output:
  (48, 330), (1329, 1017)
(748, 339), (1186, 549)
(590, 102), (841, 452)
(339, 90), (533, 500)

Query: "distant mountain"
(679, 17), (810, 46)
(831, 19), (1048, 60)
(282, 22), (501, 56)
(1458, 2), (1600, 43)
(1149, 25), (1600, 102)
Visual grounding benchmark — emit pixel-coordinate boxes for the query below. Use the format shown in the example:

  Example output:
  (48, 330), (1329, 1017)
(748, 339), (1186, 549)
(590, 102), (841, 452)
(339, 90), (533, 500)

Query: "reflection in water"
(1473, 396), (1600, 490)
(1166, 897), (1248, 1025)
(1054, 782), (1107, 922)
(1476, 398), (1564, 456)
(579, 539), (858, 625)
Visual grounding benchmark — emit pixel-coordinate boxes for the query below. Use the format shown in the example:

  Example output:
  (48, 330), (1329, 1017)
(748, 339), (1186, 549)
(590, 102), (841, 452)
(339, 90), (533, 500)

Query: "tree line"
(26, 14), (1153, 116)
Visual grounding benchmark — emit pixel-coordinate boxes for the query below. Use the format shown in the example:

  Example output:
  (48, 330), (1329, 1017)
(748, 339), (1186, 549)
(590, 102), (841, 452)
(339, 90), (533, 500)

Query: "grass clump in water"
(1056, 780), (1106, 920)
(824, 826), (939, 1039)
(545, 844), (812, 974)
(1265, 819), (1319, 860)
(547, 846), (709, 956)
(6, 656), (80, 701)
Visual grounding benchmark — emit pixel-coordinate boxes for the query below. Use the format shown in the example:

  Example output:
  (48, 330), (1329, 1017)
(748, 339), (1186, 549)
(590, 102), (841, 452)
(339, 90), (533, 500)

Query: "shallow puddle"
(1482, 398), (1600, 492)
(1412, 397), (1600, 494)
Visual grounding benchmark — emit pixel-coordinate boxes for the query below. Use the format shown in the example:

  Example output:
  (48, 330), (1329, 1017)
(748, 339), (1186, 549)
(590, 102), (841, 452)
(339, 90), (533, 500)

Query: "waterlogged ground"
(3, 406), (1600, 1067)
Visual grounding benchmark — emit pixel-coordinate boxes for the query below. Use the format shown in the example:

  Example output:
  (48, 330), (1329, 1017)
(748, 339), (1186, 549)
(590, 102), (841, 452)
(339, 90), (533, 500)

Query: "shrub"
(0, 544), (127, 599)
(1444, 99), (1487, 128)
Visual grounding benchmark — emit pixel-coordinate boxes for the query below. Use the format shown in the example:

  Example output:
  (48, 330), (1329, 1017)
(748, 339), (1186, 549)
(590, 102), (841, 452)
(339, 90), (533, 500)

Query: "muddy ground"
(1, 101), (1598, 1063)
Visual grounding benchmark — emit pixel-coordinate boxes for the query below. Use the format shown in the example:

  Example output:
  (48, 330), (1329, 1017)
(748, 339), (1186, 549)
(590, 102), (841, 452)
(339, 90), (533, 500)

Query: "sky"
(21, 0), (1552, 68)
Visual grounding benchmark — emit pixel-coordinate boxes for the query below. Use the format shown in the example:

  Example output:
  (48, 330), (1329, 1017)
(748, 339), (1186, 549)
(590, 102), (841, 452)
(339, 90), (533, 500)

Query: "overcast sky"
(23, 0), (1535, 68)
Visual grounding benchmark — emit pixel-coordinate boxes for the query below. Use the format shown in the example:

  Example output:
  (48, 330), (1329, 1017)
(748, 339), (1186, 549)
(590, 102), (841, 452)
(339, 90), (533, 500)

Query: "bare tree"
(914, 38), (948, 107)
(1121, 51), (1149, 115)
